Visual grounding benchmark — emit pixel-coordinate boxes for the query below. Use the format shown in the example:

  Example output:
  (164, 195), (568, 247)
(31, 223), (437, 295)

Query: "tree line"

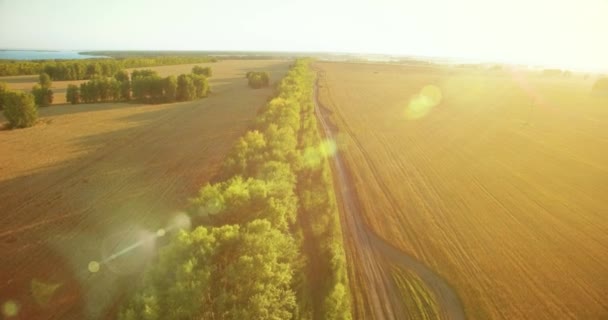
(0, 55), (216, 79)
(118, 60), (352, 320)
(67, 66), (210, 104)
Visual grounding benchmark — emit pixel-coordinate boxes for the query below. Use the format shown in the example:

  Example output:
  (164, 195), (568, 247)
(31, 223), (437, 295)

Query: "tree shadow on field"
(0, 71), (277, 319)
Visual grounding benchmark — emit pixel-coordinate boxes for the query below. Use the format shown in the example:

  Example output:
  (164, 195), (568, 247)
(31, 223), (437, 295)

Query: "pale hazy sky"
(1, 0), (606, 71)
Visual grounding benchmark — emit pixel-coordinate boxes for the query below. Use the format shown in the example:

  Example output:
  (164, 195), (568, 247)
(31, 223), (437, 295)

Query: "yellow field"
(316, 61), (608, 319)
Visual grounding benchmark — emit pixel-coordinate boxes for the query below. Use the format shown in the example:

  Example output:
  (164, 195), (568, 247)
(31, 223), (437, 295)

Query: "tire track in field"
(314, 74), (466, 320)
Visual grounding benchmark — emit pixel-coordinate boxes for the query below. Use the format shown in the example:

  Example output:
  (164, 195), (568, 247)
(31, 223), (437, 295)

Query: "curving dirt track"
(0, 60), (289, 320)
(313, 72), (466, 320)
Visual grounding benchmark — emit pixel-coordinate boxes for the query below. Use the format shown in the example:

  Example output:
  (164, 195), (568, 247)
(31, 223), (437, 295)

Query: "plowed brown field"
(0, 59), (289, 319)
(316, 61), (608, 320)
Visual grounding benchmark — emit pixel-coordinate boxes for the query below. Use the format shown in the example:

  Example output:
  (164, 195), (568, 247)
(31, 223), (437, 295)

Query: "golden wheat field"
(315, 61), (608, 320)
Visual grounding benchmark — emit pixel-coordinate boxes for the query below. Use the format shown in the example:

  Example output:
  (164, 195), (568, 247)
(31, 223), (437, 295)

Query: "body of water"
(0, 50), (107, 60)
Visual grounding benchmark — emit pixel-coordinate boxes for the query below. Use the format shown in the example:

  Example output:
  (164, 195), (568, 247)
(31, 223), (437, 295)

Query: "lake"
(0, 50), (107, 60)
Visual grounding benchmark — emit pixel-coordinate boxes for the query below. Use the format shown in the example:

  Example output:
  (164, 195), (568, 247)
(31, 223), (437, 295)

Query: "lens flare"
(302, 138), (337, 168)
(404, 85), (443, 120)
(167, 212), (192, 232)
(88, 261), (100, 273)
(156, 228), (166, 237)
(2, 300), (19, 317)
(101, 229), (156, 275)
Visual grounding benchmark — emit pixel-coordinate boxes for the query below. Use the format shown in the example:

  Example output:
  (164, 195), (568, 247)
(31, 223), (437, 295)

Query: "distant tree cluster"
(192, 65), (212, 77)
(1, 82), (38, 128)
(0, 56), (217, 79)
(67, 69), (209, 105)
(31, 73), (53, 107)
(119, 60), (353, 319)
(246, 71), (270, 88)
(79, 77), (122, 103)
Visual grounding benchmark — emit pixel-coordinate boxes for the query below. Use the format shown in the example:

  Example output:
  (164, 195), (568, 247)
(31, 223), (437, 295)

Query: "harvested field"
(0, 59), (289, 319)
(315, 61), (608, 320)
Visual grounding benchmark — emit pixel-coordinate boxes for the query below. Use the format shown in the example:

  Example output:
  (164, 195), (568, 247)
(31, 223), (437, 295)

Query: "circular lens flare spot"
(404, 85), (443, 120)
(156, 228), (166, 237)
(2, 300), (19, 317)
(88, 261), (100, 273)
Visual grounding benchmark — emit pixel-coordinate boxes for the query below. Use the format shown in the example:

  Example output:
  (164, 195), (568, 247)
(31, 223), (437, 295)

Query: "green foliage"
(79, 77), (121, 103)
(32, 72), (53, 107)
(114, 70), (132, 101)
(176, 74), (195, 101)
(0, 82), (8, 110)
(192, 65), (212, 77)
(163, 76), (177, 102)
(119, 220), (297, 320)
(66, 84), (80, 105)
(66, 68), (210, 105)
(176, 74), (208, 101)
(247, 71), (270, 89)
(121, 59), (351, 320)
(31, 85), (53, 107)
(131, 69), (159, 81)
(2, 90), (38, 128)
(38, 72), (52, 88)
(0, 56), (216, 79)
(132, 75), (164, 103)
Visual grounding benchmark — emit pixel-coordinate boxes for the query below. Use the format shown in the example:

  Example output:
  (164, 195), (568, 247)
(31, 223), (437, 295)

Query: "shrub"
(66, 84), (80, 104)
(192, 65), (212, 77)
(39, 72), (52, 88)
(247, 71), (270, 89)
(2, 91), (38, 128)
(31, 85), (53, 107)
(32, 72), (53, 107)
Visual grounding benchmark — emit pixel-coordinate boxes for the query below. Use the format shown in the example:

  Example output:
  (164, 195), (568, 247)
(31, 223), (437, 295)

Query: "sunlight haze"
(1, 0), (607, 71)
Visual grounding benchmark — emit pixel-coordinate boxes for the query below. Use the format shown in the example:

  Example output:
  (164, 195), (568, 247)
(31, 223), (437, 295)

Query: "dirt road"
(314, 75), (466, 320)
(0, 60), (289, 320)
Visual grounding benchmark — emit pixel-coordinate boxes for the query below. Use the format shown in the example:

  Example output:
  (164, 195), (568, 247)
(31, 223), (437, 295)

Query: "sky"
(1, 0), (606, 71)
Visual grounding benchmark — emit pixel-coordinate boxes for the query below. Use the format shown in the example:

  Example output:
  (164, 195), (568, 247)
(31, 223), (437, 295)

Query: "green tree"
(32, 73), (53, 107)
(164, 76), (178, 102)
(176, 74), (195, 101)
(32, 85), (53, 107)
(66, 84), (80, 104)
(39, 72), (52, 88)
(113, 71), (132, 101)
(247, 71), (270, 89)
(191, 74), (209, 98)
(2, 90), (38, 128)
(192, 66), (212, 77)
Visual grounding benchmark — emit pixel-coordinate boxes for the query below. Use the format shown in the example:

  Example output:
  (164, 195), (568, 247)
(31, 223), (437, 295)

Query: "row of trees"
(246, 71), (270, 88)
(0, 56), (216, 79)
(67, 67), (210, 104)
(119, 60), (352, 319)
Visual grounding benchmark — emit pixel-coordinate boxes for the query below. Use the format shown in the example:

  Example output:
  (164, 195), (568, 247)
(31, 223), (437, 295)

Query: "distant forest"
(0, 55), (217, 79)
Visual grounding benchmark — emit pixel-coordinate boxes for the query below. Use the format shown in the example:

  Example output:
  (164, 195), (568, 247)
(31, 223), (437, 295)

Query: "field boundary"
(313, 69), (466, 320)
